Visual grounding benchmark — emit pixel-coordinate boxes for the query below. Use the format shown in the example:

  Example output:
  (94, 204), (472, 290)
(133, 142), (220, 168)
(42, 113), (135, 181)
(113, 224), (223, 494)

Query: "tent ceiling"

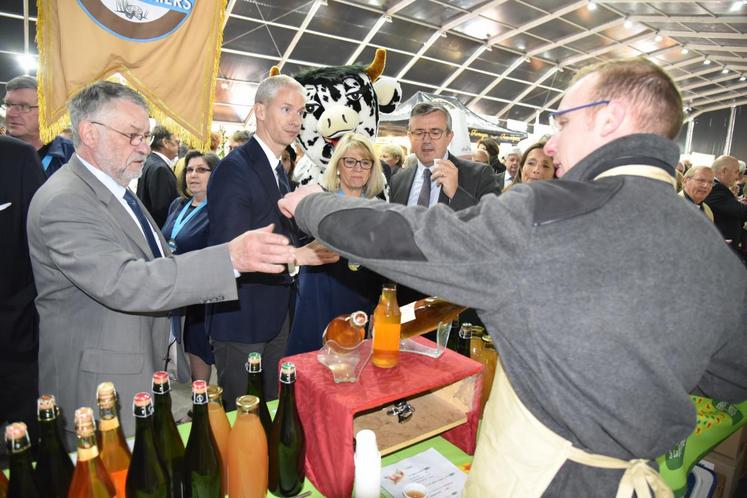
(1, 0), (746, 127)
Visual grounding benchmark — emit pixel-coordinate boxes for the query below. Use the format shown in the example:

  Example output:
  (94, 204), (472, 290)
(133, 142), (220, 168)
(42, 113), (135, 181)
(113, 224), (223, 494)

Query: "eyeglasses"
(90, 121), (151, 146)
(341, 157), (373, 170)
(409, 128), (447, 140)
(3, 102), (39, 113)
(549, 100), (610, 132)
(186, 167), (211, 174)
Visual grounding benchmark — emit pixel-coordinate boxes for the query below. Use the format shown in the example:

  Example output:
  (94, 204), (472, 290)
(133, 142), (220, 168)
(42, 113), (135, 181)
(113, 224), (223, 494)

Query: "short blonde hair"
(321, 133), (385, 198)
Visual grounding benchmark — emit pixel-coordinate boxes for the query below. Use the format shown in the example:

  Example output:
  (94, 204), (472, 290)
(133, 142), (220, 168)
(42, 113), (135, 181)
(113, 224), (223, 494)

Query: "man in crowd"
(391, 101), (498, 210)
(136, 125), (179, 227)
(207, 74), (338, 404)
(680, 165), (714, 221)
(4, 75), (74, 177)
(279, 58), (746, 497)
(704, 155), (747, 259)
(0, 136), (46, 445)
(27, 81), (301, 443)
(227, 129), (251, 152)
(497, 146), (521, 190)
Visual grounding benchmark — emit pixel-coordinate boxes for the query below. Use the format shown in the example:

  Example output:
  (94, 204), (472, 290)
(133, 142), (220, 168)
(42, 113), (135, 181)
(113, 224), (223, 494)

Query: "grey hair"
(254, 75), (304, 105)
(409, 101), (452, 133)
(5, 75), (37, 93)
(67, 81), (147, 147)
(711, 155), (738, 174)
(230, 129), (251, 143)
(683, 165), (713, 179)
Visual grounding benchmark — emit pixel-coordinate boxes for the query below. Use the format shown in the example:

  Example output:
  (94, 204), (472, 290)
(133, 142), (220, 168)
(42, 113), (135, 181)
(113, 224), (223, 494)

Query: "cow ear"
(365, 48), (386, 82)
(374, 76), (402, 114)
(270, 66), (281, 77)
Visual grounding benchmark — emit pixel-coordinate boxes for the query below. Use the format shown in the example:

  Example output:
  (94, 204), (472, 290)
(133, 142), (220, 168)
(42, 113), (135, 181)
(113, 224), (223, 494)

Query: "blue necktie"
(276, 162), (291, 196)
(123, 189), (163, 258)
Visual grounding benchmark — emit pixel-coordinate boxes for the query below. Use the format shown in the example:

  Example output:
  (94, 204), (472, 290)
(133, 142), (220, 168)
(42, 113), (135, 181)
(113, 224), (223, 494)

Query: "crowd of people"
(1, 56), (746, 497)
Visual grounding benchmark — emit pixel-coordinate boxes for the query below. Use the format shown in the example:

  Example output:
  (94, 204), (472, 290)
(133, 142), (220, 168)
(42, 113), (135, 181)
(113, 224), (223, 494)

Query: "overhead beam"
(629, 15), (746, 24)
(560, 31), (653, 68)
(274, 0), (324, 71)
(690, 98), (747, 119)
(681, 72), (741, 91)
(346, 0), (416, 64)
(495, 67), (559, 119)
(486, 1), (587, 47)
(660, 30), (745, 40)
(690, 86), (747, 106)
(682, 45), (747, 53)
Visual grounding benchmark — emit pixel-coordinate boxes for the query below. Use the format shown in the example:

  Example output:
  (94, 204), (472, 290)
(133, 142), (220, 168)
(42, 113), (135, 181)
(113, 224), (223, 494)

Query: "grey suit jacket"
(390, 153), (499, 210)
(27, 155), (237, 440)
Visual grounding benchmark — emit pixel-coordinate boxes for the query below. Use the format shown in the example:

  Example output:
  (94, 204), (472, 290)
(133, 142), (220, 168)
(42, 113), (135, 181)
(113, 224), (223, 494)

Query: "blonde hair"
(320, 133), (385, 198)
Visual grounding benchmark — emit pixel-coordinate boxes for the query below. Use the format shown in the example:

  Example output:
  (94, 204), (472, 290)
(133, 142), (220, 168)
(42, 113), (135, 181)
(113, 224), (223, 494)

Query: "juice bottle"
(96, 382), (131, 498)
(371, 284), (401, 368)
(206, 385), (229, 497)
(227, 395), (268, 498)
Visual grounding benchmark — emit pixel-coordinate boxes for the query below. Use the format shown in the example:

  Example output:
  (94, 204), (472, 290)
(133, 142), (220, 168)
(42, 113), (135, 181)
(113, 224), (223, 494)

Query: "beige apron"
(463, 166), (676, 498)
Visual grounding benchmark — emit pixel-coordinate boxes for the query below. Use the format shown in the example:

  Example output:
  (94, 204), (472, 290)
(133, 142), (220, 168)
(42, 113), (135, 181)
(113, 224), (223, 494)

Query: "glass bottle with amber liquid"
(456, 323), (473, 358)
(245, 352), (272, 439)
(126, 392), (170, 498)
(372, 284), (402, 368)
(268, 362), (305, 497)
(323, 311), (367, 348)
(184, 380), (221, 498)
(206, 385), (229, 497)
(97, 382), (132, 498)
(0, 468), (8, 498)
(227, 395), (268, 498)
(5, 422), (41, 498)
(35, 394), (73, 497)
(399, 297), (466, 339)
(152, 371), (185, 498)
(69, 407), (116, 498)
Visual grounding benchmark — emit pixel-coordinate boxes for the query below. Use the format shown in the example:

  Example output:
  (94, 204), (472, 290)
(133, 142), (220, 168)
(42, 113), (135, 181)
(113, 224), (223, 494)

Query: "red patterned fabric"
(281, 337), (484, 498)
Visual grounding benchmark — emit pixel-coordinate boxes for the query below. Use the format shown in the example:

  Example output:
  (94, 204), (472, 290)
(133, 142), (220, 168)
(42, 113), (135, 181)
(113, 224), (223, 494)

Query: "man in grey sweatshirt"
(279, 58), (747, 497)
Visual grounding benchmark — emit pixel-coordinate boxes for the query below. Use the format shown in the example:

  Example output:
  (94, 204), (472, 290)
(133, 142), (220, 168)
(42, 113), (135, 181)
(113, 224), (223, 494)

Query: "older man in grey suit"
(27, 81), (298, 443)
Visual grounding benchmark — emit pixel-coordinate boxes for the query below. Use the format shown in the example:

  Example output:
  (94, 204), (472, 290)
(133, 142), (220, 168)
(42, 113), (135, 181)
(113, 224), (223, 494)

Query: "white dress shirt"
(406, 153), (448, 207)
(254, 135), (283, 190)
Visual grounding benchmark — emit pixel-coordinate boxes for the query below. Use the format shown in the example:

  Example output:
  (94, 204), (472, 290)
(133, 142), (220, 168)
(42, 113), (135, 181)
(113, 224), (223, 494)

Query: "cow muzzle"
(317, 105), (359, 144)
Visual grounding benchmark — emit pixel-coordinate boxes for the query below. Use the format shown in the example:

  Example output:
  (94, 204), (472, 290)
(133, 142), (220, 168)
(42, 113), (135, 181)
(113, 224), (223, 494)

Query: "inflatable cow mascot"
(271, 48), (402, 185)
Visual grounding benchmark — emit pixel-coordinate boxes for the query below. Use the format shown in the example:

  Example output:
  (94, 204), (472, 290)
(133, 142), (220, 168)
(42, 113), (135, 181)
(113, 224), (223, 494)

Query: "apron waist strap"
(567, 447), (673, 498)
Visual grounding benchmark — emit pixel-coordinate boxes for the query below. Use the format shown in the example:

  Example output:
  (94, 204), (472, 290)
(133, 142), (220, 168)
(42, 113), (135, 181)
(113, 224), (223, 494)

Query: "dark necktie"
(276, 162), (291, 196)
(123, 189), (163, 258)
(417, 168), (432, 207)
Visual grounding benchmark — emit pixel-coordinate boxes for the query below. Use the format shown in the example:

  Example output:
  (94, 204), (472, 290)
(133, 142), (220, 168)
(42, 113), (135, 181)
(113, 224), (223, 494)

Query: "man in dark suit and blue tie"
(207, 74), (338, 403)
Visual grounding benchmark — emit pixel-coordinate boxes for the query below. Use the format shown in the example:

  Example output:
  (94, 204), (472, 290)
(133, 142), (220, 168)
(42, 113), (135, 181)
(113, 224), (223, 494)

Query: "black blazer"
(704, 180), (747, 245)
(390, 152), (499, 210)
(137, 153), (177, 228)
(0, 136), (46, 368)
(206, 137), (297, 344)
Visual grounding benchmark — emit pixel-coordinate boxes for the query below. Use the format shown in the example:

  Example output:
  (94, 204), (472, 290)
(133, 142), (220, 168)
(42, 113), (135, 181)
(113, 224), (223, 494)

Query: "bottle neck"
(380, 288), (396, 304)
(9, 445), (33, 471)
(279, 380), (296, 407)
(98, 406), (121, 431)
(247, 372), (265, 396)
(76, 435), (100, 462)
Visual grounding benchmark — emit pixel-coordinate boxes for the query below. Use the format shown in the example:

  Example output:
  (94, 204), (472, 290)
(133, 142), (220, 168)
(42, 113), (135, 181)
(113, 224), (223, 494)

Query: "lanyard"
(41, 154), (53, 171)
(170, 198), (206, 241)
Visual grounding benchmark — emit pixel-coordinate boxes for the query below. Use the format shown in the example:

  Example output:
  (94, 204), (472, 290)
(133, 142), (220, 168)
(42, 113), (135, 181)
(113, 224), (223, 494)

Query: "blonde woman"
(287, 133), (385, 355)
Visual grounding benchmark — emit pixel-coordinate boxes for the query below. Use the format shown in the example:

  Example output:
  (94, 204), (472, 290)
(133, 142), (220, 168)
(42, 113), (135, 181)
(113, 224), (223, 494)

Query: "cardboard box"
(702, 450), (746, 498)
(713, 426), (747, 460)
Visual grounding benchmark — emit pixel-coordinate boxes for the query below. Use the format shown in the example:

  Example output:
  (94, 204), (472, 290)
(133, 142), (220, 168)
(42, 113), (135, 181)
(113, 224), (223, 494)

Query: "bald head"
(712, 155), (739, 186)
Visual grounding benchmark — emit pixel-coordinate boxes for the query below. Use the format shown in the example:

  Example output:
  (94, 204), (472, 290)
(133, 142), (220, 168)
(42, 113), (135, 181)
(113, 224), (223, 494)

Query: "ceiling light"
(385, 15), (393, 23)
(516, 42), (526, 51)
(722, 68), (729, 74)
(704, 58), (711, 65)
(624, 19), (633, 29)
(587, 1), (597, 11)
(524, 56), (531, 63)
(16, 54), (36, 73)
(681, 47), (688, 55)
(740, 75), (746, 81)
(220, 82), (229, 90)
(654, 33), (663, 42)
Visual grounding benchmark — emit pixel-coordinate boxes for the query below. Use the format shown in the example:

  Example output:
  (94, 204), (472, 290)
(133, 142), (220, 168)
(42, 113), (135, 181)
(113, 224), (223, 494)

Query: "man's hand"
(295, 240), (340, 266)
(228, 224), (294, 273)
(278, 183), (323, 218)
(432, 158), (459, 198)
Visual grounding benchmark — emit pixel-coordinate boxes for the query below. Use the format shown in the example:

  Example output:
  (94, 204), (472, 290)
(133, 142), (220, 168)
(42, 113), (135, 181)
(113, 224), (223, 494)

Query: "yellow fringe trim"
(36, 0), (226, 151)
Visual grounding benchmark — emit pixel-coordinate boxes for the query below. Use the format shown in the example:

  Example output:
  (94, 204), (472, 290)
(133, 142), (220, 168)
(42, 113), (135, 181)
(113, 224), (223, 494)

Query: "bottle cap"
(481, 334), (494, 344)
(152, 371), (171, 394)
(246, 352), (262, 373)
(96, 381), (117, 408)
(5, 422), (30, 453)
(458, 323), (473, 339)
(279, 362), (297, 384)
(133, 392), (154, 418)
(350, 311), (368, 328)
(74, 407), (96, 437)
(192, 380), (208, 404)
(37, 394), (58, 421)
(235, 395), (259, 412)
(207, 385), (223, 403)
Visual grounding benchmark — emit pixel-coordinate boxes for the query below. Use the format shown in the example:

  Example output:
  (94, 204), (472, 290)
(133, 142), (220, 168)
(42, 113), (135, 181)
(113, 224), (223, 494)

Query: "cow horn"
(365, 49), (386, 82)
(269, 66), (281, 76)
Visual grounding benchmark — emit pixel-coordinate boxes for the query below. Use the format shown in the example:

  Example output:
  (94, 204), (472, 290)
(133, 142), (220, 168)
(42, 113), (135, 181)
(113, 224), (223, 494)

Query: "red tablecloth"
(281, 337), (484, 498)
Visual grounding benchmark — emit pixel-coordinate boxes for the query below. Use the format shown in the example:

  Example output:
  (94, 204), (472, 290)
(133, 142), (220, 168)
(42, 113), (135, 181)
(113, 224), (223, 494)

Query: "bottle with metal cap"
(479, 334), (499, 413)
(68, 407), (116, 498)
(245, 352), (272, 439)
(268, 362), (306, 496)
(353, 429), (380, 498)
(152, 370), (185, 498)
(456, 323), (473, 358)
(5, 422), (41, 498)
(126, 392), (170, 498)
(227, 395), (268, 498)
(96, 381), (132, 497)
(34, 394), (74, 497)
(184, 380), (220, 498)
(206, 385), (229, 497)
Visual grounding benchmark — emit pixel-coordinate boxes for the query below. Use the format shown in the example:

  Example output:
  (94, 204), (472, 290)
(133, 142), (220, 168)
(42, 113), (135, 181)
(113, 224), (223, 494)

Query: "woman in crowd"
(286, 133), (386, 355)
(509, 142), (554, 188)
(477, 137), (505, 174)
(379, 143), (405, 179)
(161, 150), (219, 382)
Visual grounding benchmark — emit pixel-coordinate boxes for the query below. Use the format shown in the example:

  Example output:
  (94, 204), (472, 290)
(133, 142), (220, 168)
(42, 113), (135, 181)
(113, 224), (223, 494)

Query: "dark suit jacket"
(0, 136), (46, 369)
(704, 180), (747, 246)
(137, 152), (177, 228)
(391, 152), (499, 209)
(207, 137), (297, 344)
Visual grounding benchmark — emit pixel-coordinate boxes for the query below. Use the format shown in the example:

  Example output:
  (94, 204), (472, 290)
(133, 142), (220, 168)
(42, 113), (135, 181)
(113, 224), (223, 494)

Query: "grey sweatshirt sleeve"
(294, 188), (535, 312)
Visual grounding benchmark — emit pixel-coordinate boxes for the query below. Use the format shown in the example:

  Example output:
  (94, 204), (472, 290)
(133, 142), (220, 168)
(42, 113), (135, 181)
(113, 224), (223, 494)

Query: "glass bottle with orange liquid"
(227, 395), (268, 498)
(96, 382), (131, 498)
(68, 407), (116, 498)
(206, 385), (229, 497)
(323, 311), (367, 348)
(371, 284), (401, 368)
